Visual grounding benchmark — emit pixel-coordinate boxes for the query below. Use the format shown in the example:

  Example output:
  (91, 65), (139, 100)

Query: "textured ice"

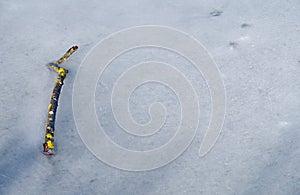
(0, 0), (299, 194)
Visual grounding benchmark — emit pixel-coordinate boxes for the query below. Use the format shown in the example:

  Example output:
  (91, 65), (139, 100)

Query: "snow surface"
(0, 0), (300, 194)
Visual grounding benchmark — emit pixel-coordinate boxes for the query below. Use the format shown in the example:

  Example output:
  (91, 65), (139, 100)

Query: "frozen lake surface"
(0, 0), (299, 194)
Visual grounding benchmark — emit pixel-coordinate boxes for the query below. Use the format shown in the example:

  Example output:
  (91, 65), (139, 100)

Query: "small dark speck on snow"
(229, 41), (238, 48)
(210, 10), (223, 17)
(241, 23), (251, 28)
(90, 179), (97, 183)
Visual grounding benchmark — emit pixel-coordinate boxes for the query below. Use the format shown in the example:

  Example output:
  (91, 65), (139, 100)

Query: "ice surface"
(0, 0), (299, 194)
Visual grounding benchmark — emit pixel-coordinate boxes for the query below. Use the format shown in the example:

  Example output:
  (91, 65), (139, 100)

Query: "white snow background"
(0, 0), (299, 194)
